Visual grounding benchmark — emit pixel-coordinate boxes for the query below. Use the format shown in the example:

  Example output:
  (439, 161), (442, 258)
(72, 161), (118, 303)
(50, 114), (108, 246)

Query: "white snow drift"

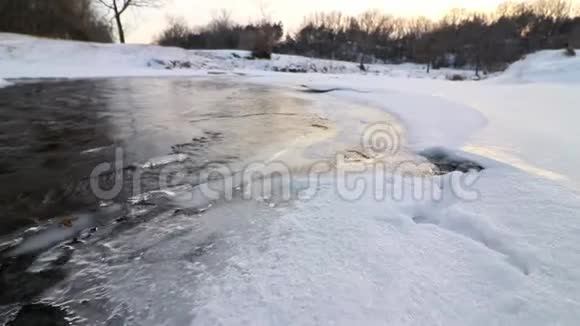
(495, 49), (580, 83)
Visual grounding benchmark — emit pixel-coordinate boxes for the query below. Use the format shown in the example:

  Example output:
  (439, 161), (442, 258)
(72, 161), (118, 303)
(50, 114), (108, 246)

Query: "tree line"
(155, 10), (284, 59)
(157, 0), (580, 73)
(279, 0), (580, 73)
(1, 0), (578, 72)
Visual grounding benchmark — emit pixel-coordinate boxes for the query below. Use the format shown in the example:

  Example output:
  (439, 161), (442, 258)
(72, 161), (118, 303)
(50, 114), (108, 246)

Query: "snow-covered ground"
(0, 33), (473, 80)
(494, 49), (580, 83)
(2, 33), (580, 325)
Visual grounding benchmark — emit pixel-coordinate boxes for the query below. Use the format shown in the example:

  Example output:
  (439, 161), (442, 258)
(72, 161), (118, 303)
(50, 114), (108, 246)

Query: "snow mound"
(494, 49), (580, 83)
(0, 33), (211, 78)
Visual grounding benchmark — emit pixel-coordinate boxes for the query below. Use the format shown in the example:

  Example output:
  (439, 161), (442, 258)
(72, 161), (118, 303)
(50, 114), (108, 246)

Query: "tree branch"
(96, 0), (115, 10)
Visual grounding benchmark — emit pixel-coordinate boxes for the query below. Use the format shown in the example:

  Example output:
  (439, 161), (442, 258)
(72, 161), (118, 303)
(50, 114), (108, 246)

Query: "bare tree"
(96, 0), (161, 43)
(155, 16), (190, 48)
(208, 9), (233, 34)
(534, 0), (572, 20)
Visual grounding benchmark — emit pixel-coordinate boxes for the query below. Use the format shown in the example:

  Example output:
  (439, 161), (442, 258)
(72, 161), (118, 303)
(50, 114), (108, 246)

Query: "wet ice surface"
(0, 77), (409, 325)
(0, 78), (325, 235)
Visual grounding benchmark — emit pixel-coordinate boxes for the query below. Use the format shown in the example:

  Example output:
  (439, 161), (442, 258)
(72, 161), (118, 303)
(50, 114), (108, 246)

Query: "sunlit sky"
(127, 0), (522, 43)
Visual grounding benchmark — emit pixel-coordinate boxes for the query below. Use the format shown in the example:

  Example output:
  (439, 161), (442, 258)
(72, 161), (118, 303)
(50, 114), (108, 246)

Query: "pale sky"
(126, 0), (521, 43)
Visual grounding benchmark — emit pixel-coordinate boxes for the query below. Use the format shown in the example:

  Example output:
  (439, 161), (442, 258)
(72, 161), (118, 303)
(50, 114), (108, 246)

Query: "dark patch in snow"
(311, 124), (329, 130)
(299, 85), (368, 94)
(272, 67), (308, 73)
(301, 87), (343, 93)
(340, 150), (374, 163)
(446, 74), (467, 81)
(419, 148), (484, 175)
(412, 215), (433, 224)
(148, 59), (194, 70)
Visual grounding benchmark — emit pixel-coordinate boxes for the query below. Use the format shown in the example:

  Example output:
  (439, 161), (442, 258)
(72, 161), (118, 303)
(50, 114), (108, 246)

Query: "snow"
(0, 33), (472, 80)
(441, 82), (580, 189)
(494, 49), (580, 83)
(2, 33), (580, 325)
(1, 33), (575, 84)
(311, 74), (580, 189)
(189, 170), (579, 326)
(297, 79), (488, 151)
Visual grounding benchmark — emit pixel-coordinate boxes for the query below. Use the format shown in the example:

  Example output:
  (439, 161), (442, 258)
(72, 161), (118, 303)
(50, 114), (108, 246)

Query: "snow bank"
(2, 33), (578, 84)
(0, 33), (472, 80)
(185, 160), (580, 326)
(0, 33), (208, 78)
(493, 49), (580, 83)
(260, 76), (488, 151)
(332, 86), (487, 150)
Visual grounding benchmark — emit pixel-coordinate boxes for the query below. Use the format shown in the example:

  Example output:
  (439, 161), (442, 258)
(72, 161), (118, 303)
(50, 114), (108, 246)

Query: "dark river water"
(0, 78), (333, 325)
(0, 78), (318, 235)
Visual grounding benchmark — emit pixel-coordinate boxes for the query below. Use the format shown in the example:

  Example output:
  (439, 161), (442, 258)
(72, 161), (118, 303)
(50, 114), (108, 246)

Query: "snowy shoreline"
(0, 33), (476, 80)
(1, 33), (578, 83)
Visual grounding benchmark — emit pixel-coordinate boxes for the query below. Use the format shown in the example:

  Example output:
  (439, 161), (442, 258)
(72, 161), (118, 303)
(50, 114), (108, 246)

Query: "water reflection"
(0, 78), (313, 236)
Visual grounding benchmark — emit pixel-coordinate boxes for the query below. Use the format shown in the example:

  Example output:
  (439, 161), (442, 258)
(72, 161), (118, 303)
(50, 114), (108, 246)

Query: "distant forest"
(1, 0), (579, 74)
(157, 0), (580, 74)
